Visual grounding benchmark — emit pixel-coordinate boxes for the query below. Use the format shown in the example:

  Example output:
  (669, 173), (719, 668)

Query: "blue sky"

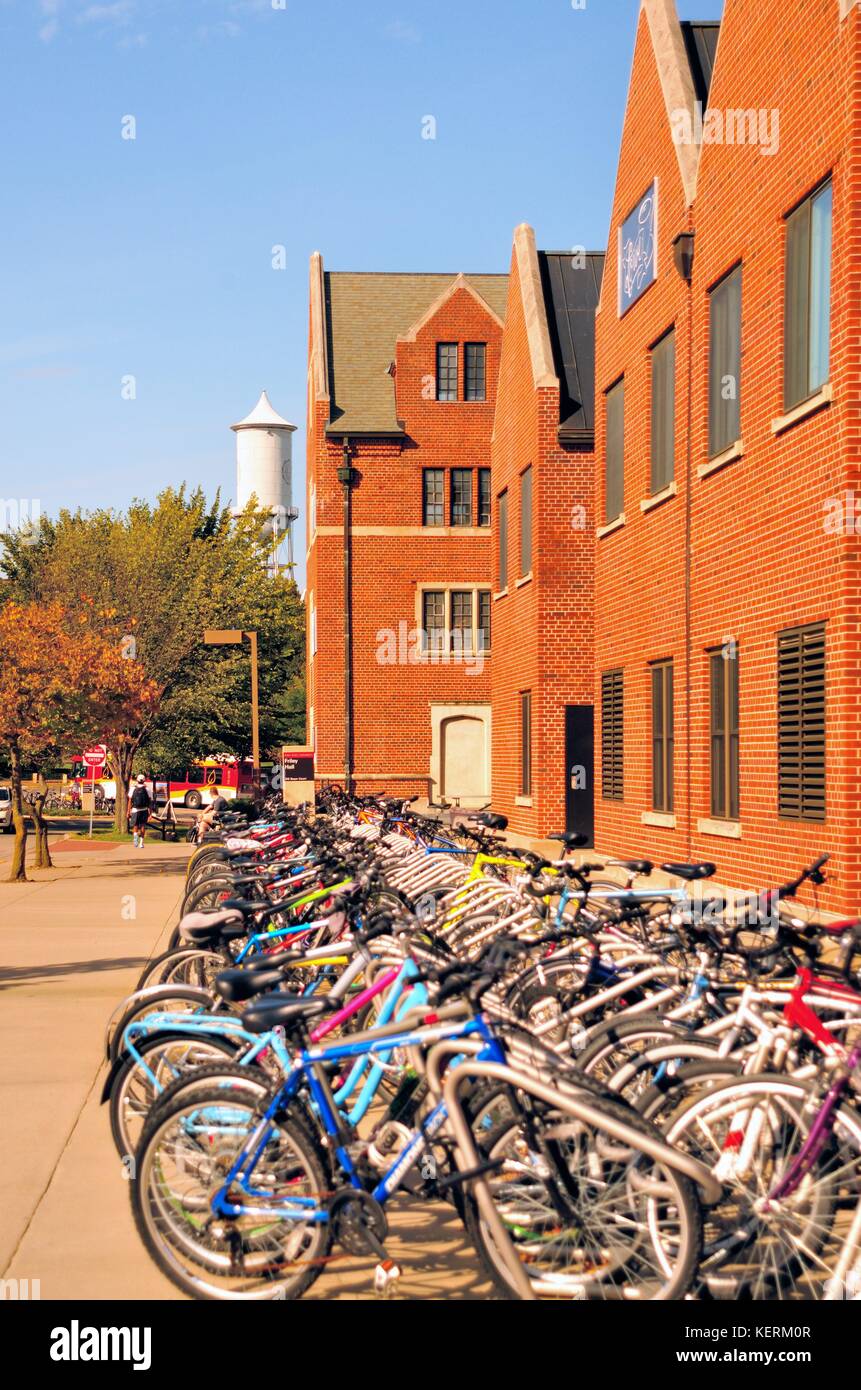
(0, 0), (723, 585)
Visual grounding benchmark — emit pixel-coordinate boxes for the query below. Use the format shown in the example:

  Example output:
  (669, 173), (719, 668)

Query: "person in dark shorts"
(129, 774), (152, 848)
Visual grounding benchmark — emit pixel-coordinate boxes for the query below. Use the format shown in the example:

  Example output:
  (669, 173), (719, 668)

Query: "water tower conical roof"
(231, 390), (297, 432)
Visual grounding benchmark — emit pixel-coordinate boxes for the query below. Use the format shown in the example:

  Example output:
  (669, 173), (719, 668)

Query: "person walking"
(128, 774), (152, 849)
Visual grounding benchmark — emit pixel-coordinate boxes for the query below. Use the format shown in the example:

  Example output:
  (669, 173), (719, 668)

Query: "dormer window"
(436, 343), (458, 401)
(465, 343), (487, 401)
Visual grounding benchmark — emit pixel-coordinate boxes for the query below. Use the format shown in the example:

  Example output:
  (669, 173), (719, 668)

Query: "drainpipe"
(674, 229), (696, 859)
(337, 437), (355, 794)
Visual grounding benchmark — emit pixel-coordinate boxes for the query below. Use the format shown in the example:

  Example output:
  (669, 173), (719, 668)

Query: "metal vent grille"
(778, 623), (825, 822)
(601, 669), (624, 801)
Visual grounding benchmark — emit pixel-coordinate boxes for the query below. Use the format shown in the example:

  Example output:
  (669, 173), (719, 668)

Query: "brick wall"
(307, 283), (500, 798)
(491, 235), (596, 837)
(594, 0), (861, 911)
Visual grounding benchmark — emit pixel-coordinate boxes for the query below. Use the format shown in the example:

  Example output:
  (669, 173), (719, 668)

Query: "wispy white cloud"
(383, 19), (421, 44)
(77, 0), (135, 26)
(38, 0), (61, 41)
(197, 18), (241, 40)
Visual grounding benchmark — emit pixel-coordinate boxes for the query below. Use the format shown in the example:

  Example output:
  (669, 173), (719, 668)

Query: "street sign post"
(82, 746), (107, 839)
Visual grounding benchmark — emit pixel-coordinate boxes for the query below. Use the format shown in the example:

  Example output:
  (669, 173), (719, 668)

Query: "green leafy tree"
(2, 488), (306, 828)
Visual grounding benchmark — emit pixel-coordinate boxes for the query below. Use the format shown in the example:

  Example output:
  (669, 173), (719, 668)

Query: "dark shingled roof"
(680, 21), (720, 107)
(537, 251), (605, 441)
(323, 272), (508, 436)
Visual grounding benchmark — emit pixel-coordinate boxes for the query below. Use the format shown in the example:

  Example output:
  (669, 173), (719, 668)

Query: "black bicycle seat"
(549, 832), (589, 849)
(661, 862), (716, 882)
(242, 993), (334, 1035)
(215, 966), (287, 1004)
(474, 812), (509, 832)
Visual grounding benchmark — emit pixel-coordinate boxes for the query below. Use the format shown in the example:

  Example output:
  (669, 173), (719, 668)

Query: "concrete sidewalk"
(0, 841), (188, 1297)
(0, 842), (490, 1301)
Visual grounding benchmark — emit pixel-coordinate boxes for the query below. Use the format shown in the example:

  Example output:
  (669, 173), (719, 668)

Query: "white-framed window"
(416, 583), (491, 657)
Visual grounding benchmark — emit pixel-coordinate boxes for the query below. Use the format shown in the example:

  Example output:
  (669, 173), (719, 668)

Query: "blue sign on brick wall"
(619, 182), (657, 315)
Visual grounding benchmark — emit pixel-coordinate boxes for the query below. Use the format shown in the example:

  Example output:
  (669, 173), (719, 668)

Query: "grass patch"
(72, 828), (134, 842)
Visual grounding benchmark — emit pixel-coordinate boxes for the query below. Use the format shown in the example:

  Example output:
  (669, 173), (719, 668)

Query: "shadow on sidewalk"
(0, 956), (146, 990)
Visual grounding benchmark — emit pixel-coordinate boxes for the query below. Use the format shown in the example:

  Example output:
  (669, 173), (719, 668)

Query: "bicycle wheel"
(666, 1073), (861, 1299)
(135, 947), (233, 991)
(463, 1090), (702, 1300)
(132, 1079), (330, 1300)
(110, 1031), (241, 1160)
(110, 988), (216, 1062)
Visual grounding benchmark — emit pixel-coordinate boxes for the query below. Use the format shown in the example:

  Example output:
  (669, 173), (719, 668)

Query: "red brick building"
(593, 0), (861, 911)
(305, 256), (506, 804)
(306, 0), (861, 910)
(490, 226), (603, 840)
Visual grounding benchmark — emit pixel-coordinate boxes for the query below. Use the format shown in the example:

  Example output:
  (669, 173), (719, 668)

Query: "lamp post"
(203, 629), (260, 793)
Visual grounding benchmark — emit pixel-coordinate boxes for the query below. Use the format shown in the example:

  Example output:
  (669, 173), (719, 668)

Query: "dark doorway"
(565, 705), (594, 845)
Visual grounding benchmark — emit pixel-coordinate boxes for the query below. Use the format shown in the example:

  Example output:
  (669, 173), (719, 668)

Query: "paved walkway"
(0, 842), (489, 1301)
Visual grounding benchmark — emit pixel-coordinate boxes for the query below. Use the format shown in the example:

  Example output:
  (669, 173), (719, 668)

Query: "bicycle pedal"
(373, 1259), (401, 1298)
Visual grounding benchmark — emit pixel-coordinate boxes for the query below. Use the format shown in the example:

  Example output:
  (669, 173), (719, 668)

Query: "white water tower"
(231, 390), (298, 572)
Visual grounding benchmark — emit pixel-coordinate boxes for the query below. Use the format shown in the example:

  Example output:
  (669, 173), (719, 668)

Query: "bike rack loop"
(440, 1058), (724, 1207)
(425, 1038), (535, 1299)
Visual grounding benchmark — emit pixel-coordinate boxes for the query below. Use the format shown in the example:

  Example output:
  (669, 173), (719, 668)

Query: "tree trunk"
(112, 744), (135, 832)
(25, 772), (52, 869)
(7, 741), (28, 883)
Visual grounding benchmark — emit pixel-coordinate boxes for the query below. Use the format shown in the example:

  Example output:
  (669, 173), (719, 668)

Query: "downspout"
(685, 265), (693, 860)
(674, 228), (696, 859)
(337, 437), (355, 794)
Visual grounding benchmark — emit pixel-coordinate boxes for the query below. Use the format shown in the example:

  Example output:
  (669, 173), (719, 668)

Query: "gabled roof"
(538, 251), (605, 441)
(680, 20), (720, 107)
(641, 0), (701, 205)
(319, 269), (508, 436)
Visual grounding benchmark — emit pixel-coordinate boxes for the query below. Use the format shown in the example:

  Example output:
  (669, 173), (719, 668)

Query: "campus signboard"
(281, 747), (314, 807)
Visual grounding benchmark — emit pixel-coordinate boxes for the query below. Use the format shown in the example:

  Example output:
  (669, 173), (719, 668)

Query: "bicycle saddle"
(178, 908), (246, 943)
(242, 992), (334, 1034)
(214, 966), (287, 1004)
(474, 811), (509, 831)
(615, 859), (654, 876)
(661, 862), (716, 881)
(549, 832), (589, 849)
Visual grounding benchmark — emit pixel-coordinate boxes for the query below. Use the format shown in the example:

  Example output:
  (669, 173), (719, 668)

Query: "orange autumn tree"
(0, 602), (158, 882)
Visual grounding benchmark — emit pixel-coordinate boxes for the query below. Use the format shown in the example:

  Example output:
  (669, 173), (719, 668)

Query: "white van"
(0, 787), (13, 833)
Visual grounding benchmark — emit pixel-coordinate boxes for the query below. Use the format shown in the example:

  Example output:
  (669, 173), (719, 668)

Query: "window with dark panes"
(450, 591), (474, 656)
(478, 591), (491, 652)
(465, 343), (486, 401)
(778, 623), (826, 822)
(422, 469), (444, 527)
(708, 265), (742, 457)
(436, 343), (458, 401)
(710, 650), (739, 820)
(422, 591), (446, 655)
(784, 179), (833, 411)
(520, 692), (532, 797)
(601, 670), (624, 800)
(498, 490), (508, 591)
(650, 329), (676, 494)
(478, 469), (491, 527)
(651, 661), (674, 813)
(451, 469), (473, 527)
(604, 380), (624, 524)
(520, 466), (533, 575)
